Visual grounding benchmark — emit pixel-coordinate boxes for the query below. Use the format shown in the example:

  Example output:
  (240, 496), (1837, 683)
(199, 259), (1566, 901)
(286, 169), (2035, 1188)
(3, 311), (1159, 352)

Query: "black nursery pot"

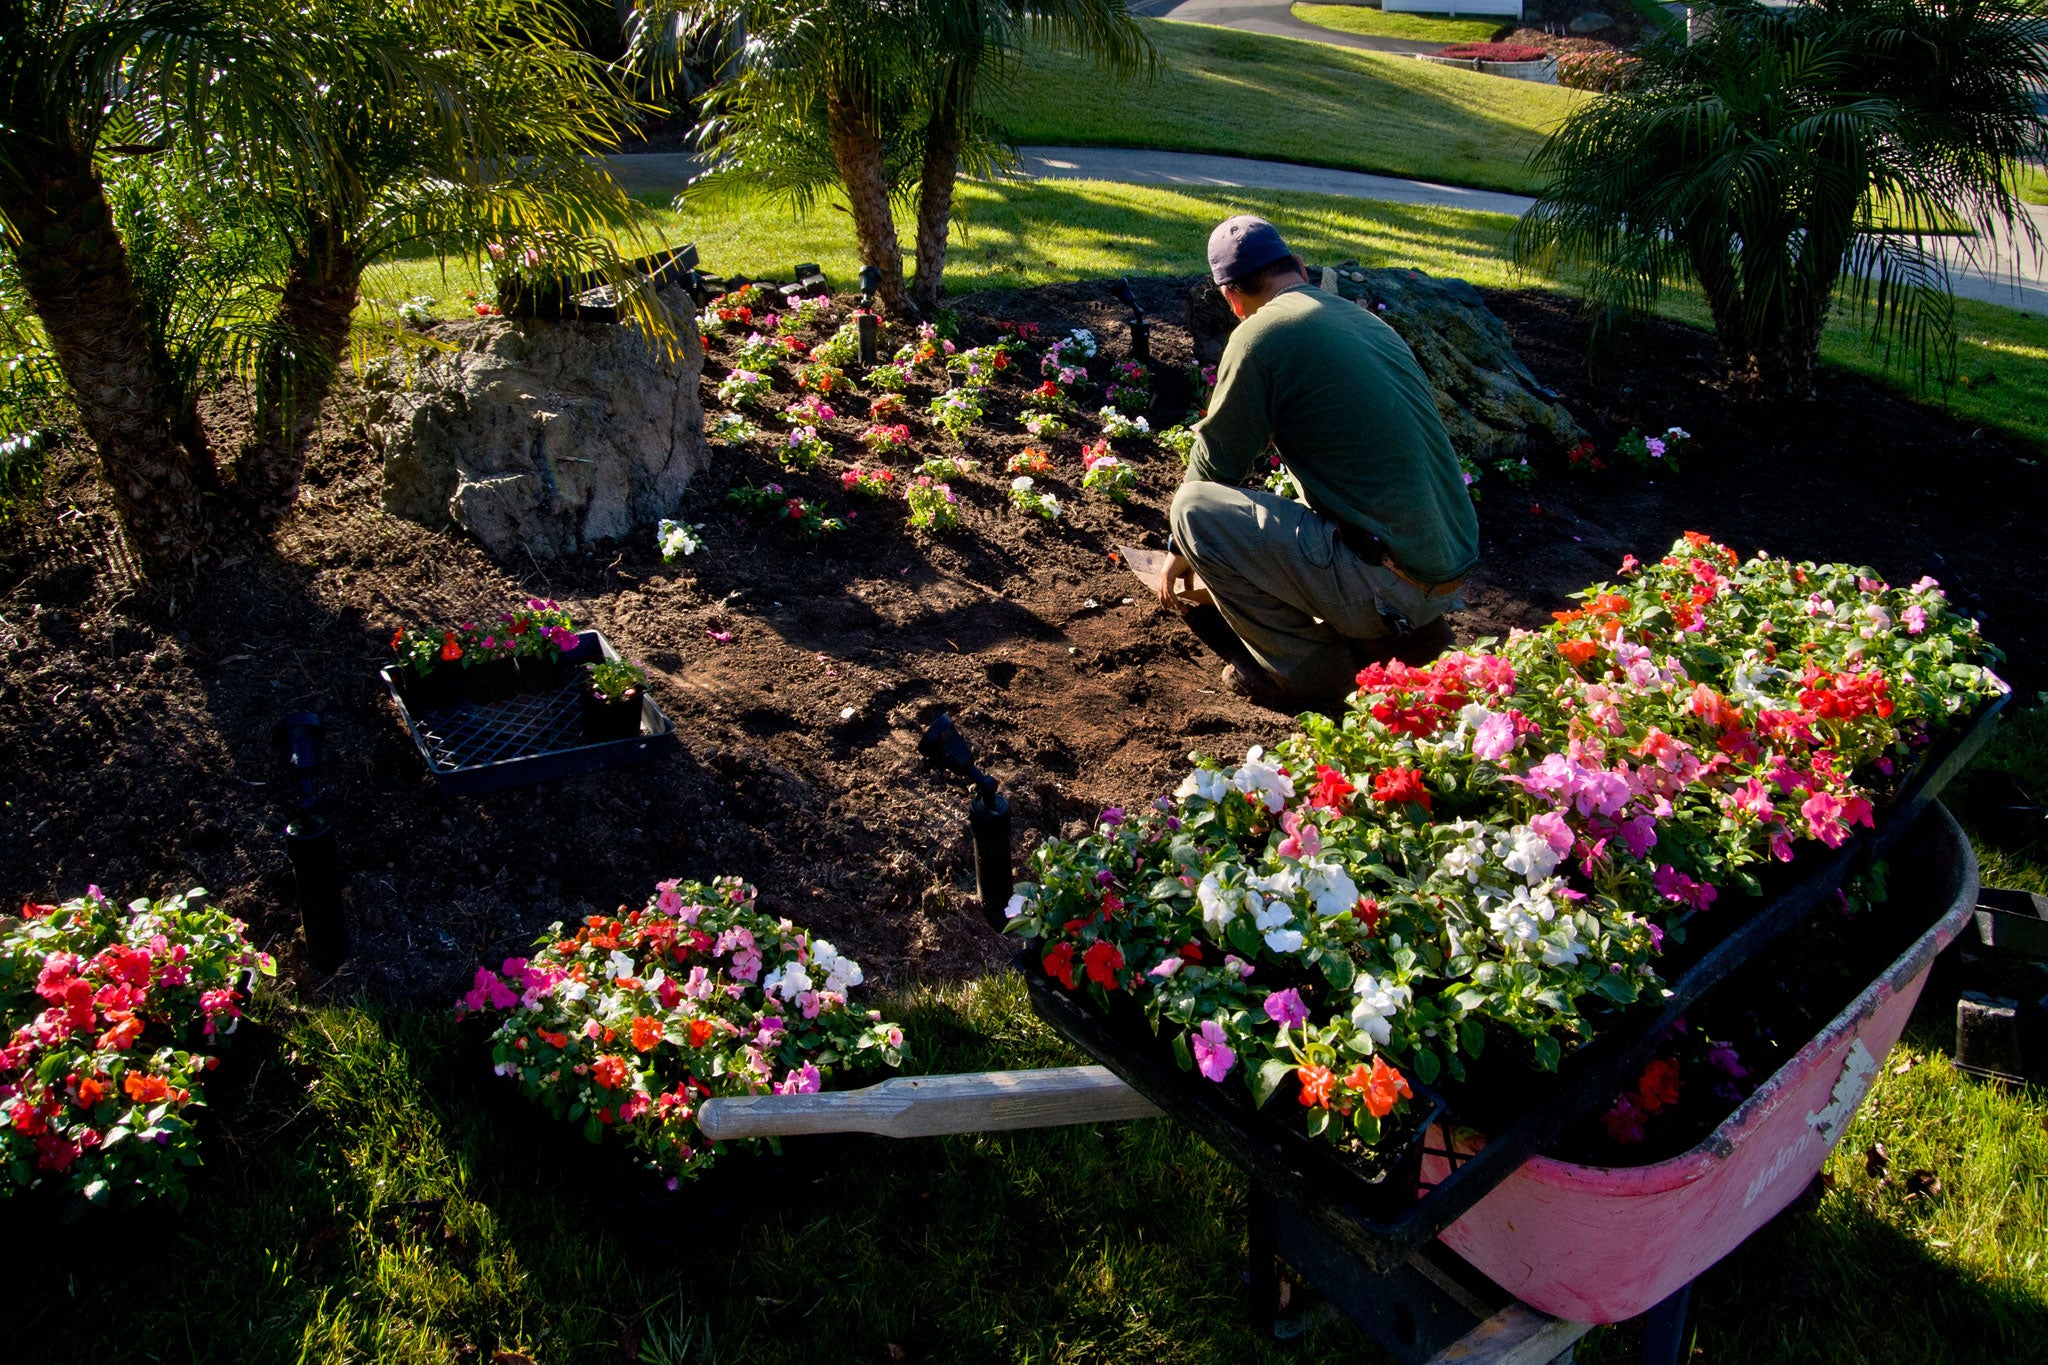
(464, 657), (521, 705)
(398, 665), (465, 713)
(517, 653), (574, 695)
(582, 685), (644, 741)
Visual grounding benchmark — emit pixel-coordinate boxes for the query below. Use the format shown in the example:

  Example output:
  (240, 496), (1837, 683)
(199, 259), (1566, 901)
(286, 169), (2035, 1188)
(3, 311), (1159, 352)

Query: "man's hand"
(1157, 552), (1193, 613)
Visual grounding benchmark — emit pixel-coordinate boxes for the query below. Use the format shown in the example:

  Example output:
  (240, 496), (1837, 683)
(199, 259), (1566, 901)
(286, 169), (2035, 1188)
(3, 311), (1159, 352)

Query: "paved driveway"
(1131, 0), (1446, 54)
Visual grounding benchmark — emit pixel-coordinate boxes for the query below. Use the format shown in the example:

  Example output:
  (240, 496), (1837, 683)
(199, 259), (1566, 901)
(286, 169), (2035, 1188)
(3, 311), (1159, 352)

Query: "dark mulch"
(2, 275), (2039, 1009)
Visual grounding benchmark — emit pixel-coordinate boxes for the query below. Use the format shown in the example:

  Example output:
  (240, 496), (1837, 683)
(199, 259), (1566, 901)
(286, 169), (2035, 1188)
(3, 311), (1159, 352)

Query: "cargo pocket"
(1295, 509), (1338, 571)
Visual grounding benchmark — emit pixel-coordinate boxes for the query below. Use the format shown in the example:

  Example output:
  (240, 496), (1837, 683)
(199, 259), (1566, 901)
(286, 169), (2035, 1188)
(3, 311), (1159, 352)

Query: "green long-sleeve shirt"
(1186, 284), (1479, 586)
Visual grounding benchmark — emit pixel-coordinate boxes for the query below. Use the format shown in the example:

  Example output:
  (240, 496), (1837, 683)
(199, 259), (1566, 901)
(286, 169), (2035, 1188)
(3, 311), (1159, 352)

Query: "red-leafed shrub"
(1557, 48), (1642, 91)
(1435, 42), (1551, 61)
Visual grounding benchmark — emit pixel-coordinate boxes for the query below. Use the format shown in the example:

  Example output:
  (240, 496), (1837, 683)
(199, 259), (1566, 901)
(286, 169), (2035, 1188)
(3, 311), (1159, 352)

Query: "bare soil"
(3, 276), (2041, 1009)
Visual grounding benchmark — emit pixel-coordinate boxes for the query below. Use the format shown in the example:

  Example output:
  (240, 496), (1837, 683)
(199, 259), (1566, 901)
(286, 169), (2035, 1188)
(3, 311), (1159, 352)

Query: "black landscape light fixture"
(919, 713), (1014, 929)
(1108, 276), (1149, 363)
(856, 264), (883, 365)
(794, 261), (829, 296)
(280, 711), (350, 973)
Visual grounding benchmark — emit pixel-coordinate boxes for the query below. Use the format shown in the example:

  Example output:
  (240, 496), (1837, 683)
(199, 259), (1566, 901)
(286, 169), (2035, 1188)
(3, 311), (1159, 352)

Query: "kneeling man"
(1161, 215), (1478, 709)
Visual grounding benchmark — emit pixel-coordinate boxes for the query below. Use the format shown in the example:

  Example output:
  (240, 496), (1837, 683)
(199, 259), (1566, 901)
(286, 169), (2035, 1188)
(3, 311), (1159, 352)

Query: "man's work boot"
(1351, 616), (1455, 670)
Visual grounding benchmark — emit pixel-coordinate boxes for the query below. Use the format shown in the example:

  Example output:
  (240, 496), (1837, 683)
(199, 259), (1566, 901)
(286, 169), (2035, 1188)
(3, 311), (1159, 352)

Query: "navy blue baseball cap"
(1207, 215), (1293, 286)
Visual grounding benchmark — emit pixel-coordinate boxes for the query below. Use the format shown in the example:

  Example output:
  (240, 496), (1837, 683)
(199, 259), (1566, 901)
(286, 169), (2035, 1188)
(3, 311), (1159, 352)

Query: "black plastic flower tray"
(1023, 694), (2004, 1274)
(380, 630), (674, 795)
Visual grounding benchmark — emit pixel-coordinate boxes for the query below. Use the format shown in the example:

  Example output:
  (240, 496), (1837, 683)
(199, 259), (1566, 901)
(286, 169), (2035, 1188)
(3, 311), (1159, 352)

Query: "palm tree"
(906, 0), (1150, 314)
(668, 0), (926, 314)
(214, 0), (662, 523)
(0, 0), (315, 575)
(1514, 0), (2048, 399)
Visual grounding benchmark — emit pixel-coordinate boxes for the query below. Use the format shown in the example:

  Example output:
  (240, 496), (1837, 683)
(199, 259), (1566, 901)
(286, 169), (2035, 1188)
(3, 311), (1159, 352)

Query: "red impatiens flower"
(1083, 941), (1125, 991)
(1309, 764), (1356, 812)
(1296, 1064), (1337, 1109)
(630, 1016), (664, 1053)
(1636, 1057), (1684, 1115)
(1370, 767), (1432, 812)
(1044, 941), (1078, 990)
(439, 630), (463, 662)
(1353, 897), (1384, 934)
(591, 1055), (630, 1090)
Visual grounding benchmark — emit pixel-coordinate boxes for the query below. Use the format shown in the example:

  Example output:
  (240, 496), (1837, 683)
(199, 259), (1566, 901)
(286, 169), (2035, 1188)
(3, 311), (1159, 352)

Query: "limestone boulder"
(1185, 265), (1585, 467)
(368, 296), (709, 562)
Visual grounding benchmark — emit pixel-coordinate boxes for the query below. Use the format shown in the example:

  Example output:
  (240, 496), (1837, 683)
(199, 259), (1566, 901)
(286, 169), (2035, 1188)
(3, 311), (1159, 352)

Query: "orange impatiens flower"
(74, 1075), (106, 1108)
(1557, 639), (1599, 668)
(123, 1072), (170, 1104)
(686, 1018), (715, 1049)
(1296, 1064), (1337, 1109)
(97, 1016), (143, 1052)
(1361, 1056), (1413, 1119)
(630, 1016), (665, 1053)
(591, 1055), (629, 1090)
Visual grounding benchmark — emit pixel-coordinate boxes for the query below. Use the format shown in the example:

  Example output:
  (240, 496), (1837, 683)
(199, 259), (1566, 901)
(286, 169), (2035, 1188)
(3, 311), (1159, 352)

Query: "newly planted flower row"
(691, 289), (1196, 544)
(1006, 535), (2006, 1155)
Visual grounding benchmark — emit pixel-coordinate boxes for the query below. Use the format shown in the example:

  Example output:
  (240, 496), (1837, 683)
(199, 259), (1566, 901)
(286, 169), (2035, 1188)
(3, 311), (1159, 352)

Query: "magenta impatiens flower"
(1192, 1020), (1235, 1081)
(1263, 988), (1308, 1029)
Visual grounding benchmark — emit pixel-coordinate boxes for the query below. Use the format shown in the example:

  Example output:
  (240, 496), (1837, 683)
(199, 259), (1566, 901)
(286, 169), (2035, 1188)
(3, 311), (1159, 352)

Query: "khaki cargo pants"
(1169, 481), (1461, 699)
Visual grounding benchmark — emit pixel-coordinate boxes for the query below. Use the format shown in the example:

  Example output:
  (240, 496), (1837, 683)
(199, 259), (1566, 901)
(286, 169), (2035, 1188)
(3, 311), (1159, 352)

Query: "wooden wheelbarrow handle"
(696, 1065), (1162, 1141)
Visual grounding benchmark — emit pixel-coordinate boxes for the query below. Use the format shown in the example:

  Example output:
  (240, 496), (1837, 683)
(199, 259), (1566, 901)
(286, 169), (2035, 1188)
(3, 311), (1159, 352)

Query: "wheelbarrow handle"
(696, 1065), (1162, 1141)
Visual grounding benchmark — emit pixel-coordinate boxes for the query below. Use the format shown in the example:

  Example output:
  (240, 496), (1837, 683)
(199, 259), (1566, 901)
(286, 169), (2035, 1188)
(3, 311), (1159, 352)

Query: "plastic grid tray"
(382, 630), (674, 794)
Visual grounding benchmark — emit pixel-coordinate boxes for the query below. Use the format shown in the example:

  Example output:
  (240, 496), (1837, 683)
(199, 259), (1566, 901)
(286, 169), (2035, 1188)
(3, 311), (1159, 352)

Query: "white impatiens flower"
(1232, 745), (1296, 812)
(1197, 871), (1236, 930)
(657, 518), (701, 562)
(1252, 899), (1300, 953)
(761, 962), (814, 1001)
(810, 939), (864, 993)
(1302, 861), (1359, 918)
(1439, 822), (1490, 885)
(1497, 824), (1563, 884)
(1350, 972), (1410, 1046)
(1540, 925), (1588, 968)
(1003, 893), (1027, 921)
(1485, 897), (1543, 949)
(608, 950), (637, 981)
(1730, 650), (1790, 709)
(1248, 867), (1301, 901)
(1176, 767), (1231, 804)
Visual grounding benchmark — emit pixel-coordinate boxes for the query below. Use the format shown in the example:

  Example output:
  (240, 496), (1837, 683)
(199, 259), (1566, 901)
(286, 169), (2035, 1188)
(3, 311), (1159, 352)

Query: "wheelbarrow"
(698, 803), (1980, 1364)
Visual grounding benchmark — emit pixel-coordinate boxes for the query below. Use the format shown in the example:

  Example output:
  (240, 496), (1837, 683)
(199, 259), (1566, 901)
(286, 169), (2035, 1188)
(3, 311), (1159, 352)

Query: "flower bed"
(1, 888), (272, 1207)
(458, 876), (906, 1185)
(1007, 535), (2005, 1167)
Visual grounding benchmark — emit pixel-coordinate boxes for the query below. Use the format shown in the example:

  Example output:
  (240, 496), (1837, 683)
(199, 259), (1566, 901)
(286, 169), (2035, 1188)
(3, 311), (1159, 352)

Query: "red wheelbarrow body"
(1434, 804), (1980, 1324)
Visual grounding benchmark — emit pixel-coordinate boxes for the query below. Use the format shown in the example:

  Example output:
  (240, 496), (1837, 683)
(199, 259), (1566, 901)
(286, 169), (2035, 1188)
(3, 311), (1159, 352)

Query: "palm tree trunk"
(0, 149), (213, 576)
(909, 75), (968, 316)
(232, 217), (359, 524)
(825, 89), (911, 316)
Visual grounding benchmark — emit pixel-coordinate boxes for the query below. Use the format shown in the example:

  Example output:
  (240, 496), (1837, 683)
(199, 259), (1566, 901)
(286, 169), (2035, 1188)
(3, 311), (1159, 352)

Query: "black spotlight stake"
(280, 712), (350, 973)
(1108, 276), (1149, 363)
(919, 714), (1014, 929)
(856, 264), (883, 366)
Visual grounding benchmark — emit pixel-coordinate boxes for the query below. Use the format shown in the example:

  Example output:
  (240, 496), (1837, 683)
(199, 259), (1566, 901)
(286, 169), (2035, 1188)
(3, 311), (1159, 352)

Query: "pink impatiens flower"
(1903, 604), (1927, 634)
(1192, 1020), (1235, 1081)
(1277, 809), (1322, 860)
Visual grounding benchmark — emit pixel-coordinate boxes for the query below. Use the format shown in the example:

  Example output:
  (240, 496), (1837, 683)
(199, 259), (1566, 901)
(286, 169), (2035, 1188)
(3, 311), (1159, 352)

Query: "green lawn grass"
(990, 19), (1579, 195)
(368, 178), (2048, 451)
(23, 773), (2048, 1364)
(1290, 3), (1513, 46)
